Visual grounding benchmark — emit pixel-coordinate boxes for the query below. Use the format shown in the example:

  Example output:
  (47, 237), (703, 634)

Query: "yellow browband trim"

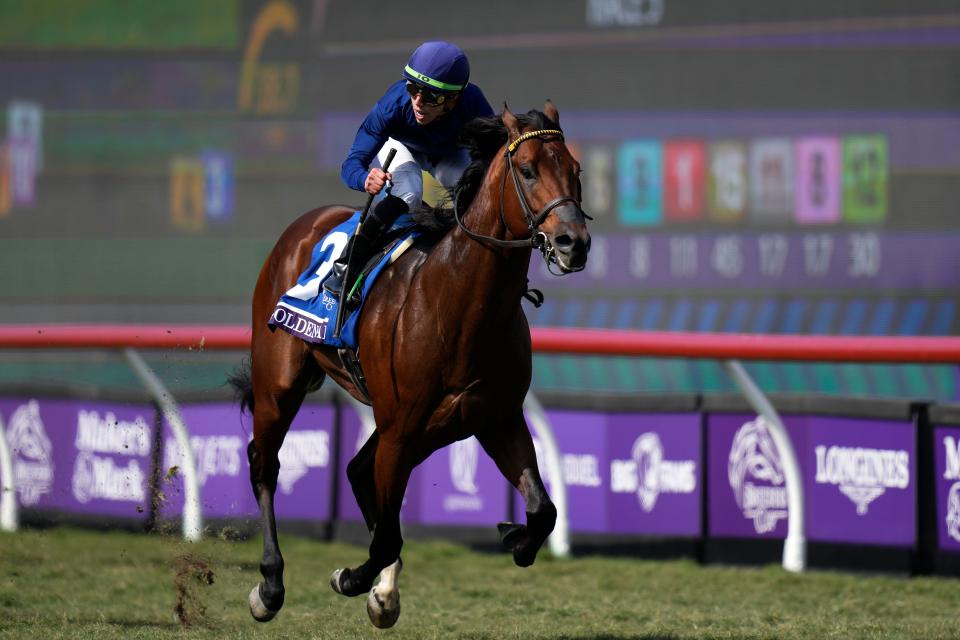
(507, 129), (564, 154)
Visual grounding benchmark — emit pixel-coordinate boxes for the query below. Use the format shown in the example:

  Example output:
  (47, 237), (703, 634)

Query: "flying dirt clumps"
(173, 553), (215, 628)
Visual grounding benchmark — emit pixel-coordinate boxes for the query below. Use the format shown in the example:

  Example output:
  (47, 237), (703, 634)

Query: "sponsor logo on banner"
(532, 437), (603, 488)
(728, 417), (788, 533)
(814, 444), (909, 515)
(942, 436), (960, 542)
(72, 409), (150, 503)
(611, 432), (696, 512)
(946, 482), (960, 543)
(277, 431), (330, 495)
(445, 438), (483, 512)
(7, 400), (54, 506)
(164, 435), (244, 486)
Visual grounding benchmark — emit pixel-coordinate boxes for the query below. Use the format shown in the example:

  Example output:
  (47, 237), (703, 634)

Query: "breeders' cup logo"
(444, 438), (483, 512)
(946, 482), (960, 543)
(7, 400), (53, 506)
(277, 431), (330, 495)
(941, 436), (960, 541)
(611, 432), (695, 511)
(449, 438), (479, 495)
(814, 444), (909, 515)
(321, 292), (337, 311)
(728, 417), (788, 534)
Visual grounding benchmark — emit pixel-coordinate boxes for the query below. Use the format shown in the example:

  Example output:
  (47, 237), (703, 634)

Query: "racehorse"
(230, 102), (591, 628)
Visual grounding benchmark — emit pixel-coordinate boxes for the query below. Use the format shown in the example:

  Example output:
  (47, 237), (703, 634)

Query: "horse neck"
(441, 156), (532, 320)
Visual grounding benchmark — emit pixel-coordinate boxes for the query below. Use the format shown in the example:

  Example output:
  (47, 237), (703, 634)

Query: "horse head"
(500, 102), (591, 273)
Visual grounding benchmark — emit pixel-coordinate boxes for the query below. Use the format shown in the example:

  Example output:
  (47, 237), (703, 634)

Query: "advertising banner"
(934, 426), (960, 552)
(161, 402), (334, 521)
(708, 413), (800, 539)
(805, 416), (914, 546)
(0, 397), (153, 520)
(512, 410), (701, 536)
(708, 412), (916, 545)
(513, 411), (608, 533)
(607, 413), (701, 536)
(417, 436), (508, 527)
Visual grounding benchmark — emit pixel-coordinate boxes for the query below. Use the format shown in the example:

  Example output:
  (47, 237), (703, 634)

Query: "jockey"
(324, 40), (494, 303)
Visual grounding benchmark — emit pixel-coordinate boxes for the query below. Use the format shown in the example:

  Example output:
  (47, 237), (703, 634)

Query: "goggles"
(405, 81), (452, 107)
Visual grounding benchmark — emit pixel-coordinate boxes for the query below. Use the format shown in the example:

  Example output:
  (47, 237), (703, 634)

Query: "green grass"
(1, 526), (957, 639)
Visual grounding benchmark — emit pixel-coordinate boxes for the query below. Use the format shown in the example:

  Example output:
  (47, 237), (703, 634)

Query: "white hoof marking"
(248, 584), (277, 622)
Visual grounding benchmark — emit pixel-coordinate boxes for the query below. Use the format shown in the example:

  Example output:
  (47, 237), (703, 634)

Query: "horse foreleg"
(331, 439), (411, 628)
(478, 416), (557, 568)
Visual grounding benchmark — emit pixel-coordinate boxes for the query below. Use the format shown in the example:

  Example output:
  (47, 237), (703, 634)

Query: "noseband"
(454, 128), (586, 268)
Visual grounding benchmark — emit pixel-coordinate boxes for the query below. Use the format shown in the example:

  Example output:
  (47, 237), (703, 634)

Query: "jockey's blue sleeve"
(341, 81), (494, 193)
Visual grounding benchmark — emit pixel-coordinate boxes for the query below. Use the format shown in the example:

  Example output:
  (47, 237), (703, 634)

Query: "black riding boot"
(323, 195), (409, 306)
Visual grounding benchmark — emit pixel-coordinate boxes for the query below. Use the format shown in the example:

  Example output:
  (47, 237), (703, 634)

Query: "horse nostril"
(553, 234), (574, 249)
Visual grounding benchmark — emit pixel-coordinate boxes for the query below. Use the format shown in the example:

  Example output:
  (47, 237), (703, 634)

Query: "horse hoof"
(330, 568), (347, 595)
(248, 584), (279, 622)
(497, 522), (526, 549)
(367, 589), (400, 629)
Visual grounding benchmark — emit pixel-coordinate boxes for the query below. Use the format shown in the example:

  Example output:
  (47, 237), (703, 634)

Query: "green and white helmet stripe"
(404, 65), (465, 92)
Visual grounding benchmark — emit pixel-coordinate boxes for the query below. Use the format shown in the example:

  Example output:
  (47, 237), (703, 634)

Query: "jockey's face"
(410, 91), (458, 125)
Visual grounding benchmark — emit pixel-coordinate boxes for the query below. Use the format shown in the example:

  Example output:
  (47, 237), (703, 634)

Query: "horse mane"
(410, 109), (561, 231)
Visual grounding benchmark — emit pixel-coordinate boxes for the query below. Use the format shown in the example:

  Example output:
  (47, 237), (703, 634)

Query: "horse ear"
(544, 100), (560, 126)
(501, 103), (520, 138)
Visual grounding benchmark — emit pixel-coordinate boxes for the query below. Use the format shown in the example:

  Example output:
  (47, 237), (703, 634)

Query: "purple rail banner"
(933, 426), (960, 553)
(708, 412), (915, 545)
(514, 411), (702, 536)
(161, 402), (335, 521)
(416, 436), (508, 527)
(0, 397), (153, 520)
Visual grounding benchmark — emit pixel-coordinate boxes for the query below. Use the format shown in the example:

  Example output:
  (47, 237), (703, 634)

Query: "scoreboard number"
(803, 233), (834, 277)
(170, 156), (206, 232)
(617, 140), (663, 227)
(758, 233), (789, 278)
(795, 137), (840, 224)
(0, 143), (10, 217)
(583, 146), (614, 220)
(749, 138), (793, 222)
(708, 141), (747, 221)
(842, 135), (888, 223)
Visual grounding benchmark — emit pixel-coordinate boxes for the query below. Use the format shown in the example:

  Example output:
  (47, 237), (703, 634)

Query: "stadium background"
(0, 0), (958, 399)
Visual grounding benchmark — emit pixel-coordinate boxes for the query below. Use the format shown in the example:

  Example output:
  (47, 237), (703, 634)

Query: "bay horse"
(231, 102), (590, 628)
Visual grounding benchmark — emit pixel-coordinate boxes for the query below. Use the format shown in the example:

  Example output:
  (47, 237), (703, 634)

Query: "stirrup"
(323, 261), (348, 297)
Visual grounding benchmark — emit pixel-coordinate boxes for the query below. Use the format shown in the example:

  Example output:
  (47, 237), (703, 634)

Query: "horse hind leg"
(478, 417), (557, 568)
(247, 370), (323, 622)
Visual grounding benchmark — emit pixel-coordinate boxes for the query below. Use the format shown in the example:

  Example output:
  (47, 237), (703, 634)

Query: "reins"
(453, 128), (583, 252)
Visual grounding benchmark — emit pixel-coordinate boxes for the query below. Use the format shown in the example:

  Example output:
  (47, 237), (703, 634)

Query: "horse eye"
(519, 165), (536, 180)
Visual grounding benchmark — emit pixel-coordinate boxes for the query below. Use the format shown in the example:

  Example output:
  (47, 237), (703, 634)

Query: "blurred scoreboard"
(0, 0), (958, 335)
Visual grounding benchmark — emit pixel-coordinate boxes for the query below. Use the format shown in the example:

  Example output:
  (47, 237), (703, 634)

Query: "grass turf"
(0, 526), (957, 639)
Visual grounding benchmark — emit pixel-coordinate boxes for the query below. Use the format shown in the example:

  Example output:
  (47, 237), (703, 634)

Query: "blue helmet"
(402, 41), (470, 93)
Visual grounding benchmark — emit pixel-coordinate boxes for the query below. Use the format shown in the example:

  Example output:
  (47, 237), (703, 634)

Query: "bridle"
(453, 128), (588, 271)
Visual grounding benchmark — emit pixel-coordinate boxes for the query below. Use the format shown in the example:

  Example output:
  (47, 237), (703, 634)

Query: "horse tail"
(228, 359), (255, 415)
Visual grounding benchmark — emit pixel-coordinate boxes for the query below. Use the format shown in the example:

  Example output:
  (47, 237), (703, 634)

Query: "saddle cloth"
(268, 211), (419, 349)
